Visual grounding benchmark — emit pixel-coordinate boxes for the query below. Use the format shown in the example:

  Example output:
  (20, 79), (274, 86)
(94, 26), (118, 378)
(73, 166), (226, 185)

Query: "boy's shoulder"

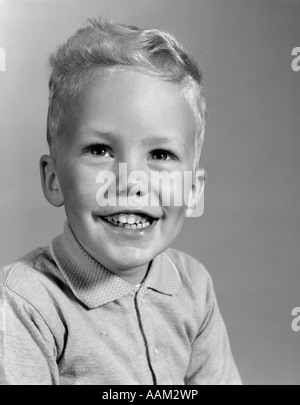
(162, 248), (216, 314)
(0, 246), (65, 310)
(163, 247), (212, 288)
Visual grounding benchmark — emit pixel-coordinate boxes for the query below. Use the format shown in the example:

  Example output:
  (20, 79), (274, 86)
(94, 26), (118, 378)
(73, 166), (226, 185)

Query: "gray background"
(0, 0), (299, 385)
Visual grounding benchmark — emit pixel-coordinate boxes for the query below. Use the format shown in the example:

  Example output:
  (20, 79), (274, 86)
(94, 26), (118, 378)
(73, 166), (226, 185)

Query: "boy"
(0, 18), (241, 385)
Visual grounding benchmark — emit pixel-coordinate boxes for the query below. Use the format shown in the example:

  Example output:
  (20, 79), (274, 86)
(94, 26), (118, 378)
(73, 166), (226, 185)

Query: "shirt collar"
(50, 222), (181, 309)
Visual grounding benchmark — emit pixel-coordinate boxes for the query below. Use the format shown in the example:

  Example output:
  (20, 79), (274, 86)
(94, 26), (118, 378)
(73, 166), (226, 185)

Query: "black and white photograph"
(0, 0), (299, 386)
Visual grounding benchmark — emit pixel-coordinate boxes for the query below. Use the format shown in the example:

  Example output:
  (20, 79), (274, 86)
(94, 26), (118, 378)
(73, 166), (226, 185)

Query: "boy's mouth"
(99, 212), (155, 230)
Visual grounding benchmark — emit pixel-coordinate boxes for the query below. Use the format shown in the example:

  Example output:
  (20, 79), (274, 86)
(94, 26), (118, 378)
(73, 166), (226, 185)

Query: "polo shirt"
(0, 223), (242, 385)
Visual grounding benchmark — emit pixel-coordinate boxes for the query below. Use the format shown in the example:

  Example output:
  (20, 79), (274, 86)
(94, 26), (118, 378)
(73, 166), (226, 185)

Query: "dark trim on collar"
(50, 222), (181, 308)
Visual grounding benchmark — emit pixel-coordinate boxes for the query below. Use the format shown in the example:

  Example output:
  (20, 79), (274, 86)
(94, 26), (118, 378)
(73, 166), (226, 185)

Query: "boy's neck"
(76, 236), (151, 286)
(114, 263), (151, 286)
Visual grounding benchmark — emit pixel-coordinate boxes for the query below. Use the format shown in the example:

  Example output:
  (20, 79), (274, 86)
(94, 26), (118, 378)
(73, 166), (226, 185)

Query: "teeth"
(127, 217), (136, 225)
(104, 213), (151, 225)
(102, 213), (152, 230)
(119, 215), (128, 224)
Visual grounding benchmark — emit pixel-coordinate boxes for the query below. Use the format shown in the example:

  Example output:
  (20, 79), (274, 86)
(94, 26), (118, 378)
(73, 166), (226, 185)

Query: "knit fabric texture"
(0, 223), (242, 385)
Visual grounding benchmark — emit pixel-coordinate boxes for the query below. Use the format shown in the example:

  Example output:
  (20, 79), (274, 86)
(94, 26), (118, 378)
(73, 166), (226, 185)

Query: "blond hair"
(47, 18), (206, 171)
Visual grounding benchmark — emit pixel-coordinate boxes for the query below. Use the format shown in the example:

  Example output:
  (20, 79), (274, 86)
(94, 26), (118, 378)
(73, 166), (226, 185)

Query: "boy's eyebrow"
(80, 129), (188, 152)
(144, 136), (189, 154)
(143, 136), (184, 146)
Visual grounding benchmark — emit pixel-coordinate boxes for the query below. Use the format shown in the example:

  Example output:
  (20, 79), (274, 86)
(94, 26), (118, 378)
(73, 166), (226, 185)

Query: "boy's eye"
(84, 144), (111, 157)
(150, 149), (175, 161)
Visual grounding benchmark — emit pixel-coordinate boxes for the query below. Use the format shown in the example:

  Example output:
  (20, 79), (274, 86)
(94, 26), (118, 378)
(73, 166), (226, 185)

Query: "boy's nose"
(115, 158), (149, 198)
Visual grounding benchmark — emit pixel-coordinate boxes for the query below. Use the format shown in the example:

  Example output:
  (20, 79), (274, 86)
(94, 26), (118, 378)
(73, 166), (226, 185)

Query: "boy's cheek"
(60, 174), (100, 208)
(157, 177), (189, 210)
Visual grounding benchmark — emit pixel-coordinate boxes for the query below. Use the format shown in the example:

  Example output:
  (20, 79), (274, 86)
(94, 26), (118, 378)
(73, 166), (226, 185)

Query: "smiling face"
(52, 69), (198, 284)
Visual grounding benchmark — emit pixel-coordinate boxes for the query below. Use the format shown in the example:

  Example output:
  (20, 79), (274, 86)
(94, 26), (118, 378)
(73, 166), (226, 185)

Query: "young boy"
(0, 18), (241, 385)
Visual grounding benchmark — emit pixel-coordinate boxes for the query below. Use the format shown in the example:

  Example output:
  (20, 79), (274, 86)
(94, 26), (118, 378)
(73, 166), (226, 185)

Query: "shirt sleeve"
(184, 273), (242, 385)
(0, 285), (59, 385)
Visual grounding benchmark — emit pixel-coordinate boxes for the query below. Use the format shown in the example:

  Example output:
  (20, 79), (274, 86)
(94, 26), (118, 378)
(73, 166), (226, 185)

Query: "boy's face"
(53, 70), (198, 283)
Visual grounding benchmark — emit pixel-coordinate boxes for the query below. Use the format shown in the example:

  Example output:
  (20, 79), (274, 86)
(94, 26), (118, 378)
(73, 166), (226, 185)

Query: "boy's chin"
(76, 231), (160, 274)
(106, 250), (153, 271)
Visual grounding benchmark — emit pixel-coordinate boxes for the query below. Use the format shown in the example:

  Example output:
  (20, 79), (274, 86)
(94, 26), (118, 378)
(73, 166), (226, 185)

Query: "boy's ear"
(185, 169), (206, 218)
(39, 155), (64, 207)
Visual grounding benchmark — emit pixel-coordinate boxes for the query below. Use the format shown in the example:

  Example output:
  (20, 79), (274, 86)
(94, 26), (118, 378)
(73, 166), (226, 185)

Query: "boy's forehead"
(65, 69), (196, 148)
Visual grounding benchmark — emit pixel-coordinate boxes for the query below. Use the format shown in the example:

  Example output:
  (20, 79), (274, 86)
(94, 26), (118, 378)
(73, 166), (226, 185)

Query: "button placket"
(134, 286), (157, 384)
(138, 284), (147, 304)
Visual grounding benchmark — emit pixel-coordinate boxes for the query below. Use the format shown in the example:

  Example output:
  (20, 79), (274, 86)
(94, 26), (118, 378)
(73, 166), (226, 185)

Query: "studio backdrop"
(0, 0), (299, 385)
